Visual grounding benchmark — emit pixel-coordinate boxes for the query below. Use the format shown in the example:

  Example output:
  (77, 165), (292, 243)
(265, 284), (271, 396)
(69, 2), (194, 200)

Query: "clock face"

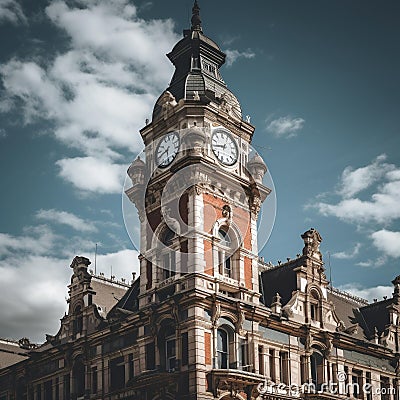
(156, 132), (180, 168)
(211, 129), (238, 166)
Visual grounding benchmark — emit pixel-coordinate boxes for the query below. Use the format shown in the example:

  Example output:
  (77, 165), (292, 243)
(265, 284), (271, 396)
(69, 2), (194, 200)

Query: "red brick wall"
(202, 193), (252, 251)
(204, 240), (213, 275)
(204, 332), (212, 365)
(244, 256), (253, 290)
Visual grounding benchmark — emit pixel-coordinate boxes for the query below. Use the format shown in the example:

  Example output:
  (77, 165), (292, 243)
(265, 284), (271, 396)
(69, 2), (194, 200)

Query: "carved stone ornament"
(218, 91), (242, 120)
(211, 297), (221, 327)
(160, 91), (177, 119)
(323, 331), (333, 358)
(236, 302), (246, 336)
(149, 309), (159, 338)
(70, 256), (92, 283)
(336, 320), (346, 332)
(222, 204), (232, 220)
(194, 185), (204, 196)
(250, 195), (262, 217)
(395, 355), (400, 376)
(281, 291), (300, 318)
(304, 326), (313, 353)
(161, 206), (181, 235)
(171, 302), (179, 325)
(301, 228), (323, 260)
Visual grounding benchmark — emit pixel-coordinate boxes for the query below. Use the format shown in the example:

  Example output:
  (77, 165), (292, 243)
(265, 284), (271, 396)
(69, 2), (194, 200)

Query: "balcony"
(208, 368), (265, 398)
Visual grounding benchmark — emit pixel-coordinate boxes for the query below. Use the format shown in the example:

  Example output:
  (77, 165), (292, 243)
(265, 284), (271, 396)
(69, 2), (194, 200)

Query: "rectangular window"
(166, 338), (176, 372)
(44, 381), (52, 400)
(279, 351), (289, 385)
(241, 342), (249, 371)
(55, 377), (59, 400)
(218, 251), (224, 275)
(366, 372), (372, 400)
(63, 375), (70, 400)
(163, 252), (176, 280)
(36, 384), (42, 400)
(128, 354), (134, 379)
(146, 261), (152, 289)
(258, 346), (264, 375)
(92, 366), (98, 394)
(380, 376), (391, 400)
(310, 304), (317, 321)
(182, 332), (189, 366)
(146, 342), (156, 370)
(110, 356), (125, 391)
(353, 369), (363, 398)
(224, 257), (231, 278)
(269, 349), (276, 381)
(300, 355), (308, 384)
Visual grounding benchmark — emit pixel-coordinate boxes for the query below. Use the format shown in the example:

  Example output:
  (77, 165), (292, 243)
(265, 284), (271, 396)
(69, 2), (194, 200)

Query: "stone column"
(347, 366), (354, 398)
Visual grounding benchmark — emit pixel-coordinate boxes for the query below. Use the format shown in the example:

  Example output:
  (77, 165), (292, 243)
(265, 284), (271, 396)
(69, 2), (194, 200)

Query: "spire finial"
(191, 0), (202, 32)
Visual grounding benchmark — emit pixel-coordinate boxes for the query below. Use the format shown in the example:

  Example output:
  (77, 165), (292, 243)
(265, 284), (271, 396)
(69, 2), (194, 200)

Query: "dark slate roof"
(0, 339), (29, 369)
(107, 278), (140, 319)
(90, 276), (130, 317)
(327, 289), (369, 340)
(359, 298), (392, 336)
(260, 262), (297, 307)
(152, 21), (242, 120)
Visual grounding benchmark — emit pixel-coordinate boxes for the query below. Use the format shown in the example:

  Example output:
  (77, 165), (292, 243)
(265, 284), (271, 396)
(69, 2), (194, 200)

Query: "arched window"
(216, 227), (235, 278)
(310, 351), (324, 390)
(158, 323), (176, 372)
(73, 306), (83, 336)
(160, 227), (177, 280)
(217, 328), (229, 369)
(309, 290), (321, 323)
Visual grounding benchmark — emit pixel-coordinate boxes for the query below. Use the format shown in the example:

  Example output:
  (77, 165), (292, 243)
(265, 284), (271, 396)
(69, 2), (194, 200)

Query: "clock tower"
(126, 1), (271, 398)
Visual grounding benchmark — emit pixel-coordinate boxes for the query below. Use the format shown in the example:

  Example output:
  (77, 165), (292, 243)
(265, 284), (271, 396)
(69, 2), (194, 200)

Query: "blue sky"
(0, 0), (399, 341)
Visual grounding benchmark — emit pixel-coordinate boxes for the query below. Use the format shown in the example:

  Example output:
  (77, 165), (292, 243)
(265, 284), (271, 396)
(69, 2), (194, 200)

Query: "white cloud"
(221, 35), (240, 46)
(224, 49), (255, 67)
(312, 155), (400, 225)
(338, 154), (392, 198)
(0, 222), (139, 341)
(0, 128), (6, 138)
(95, 249), (139, 282)
(0, 0), (178, 194)
(266, 115), (305, 139)
(36, 209), (97, 233)
(0, 225), (56, 258)
(371, 230), (400, 258)
(0, 0), (26, 25)
(356, 256), (387, 268)
(332, 243), (361, 259)
(56, 157), (126, 194)
(0, 254), (70, 342)
(338, 283), (392, 303)
(310, 155), (400, 267)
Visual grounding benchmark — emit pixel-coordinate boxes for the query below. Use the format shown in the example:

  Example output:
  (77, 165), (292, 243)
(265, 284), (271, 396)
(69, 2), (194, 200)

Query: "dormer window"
(73, 306), (83, 336)
(202, 60), (217, 77)
(309, 290), (321, 323)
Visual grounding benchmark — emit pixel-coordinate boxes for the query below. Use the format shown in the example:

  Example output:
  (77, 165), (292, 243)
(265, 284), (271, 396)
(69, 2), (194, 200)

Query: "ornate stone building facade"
(1, 2), (400, 400)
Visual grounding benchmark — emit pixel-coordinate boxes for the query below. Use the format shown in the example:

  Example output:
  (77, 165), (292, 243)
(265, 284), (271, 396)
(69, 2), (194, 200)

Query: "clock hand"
(159, 148), (169, 158)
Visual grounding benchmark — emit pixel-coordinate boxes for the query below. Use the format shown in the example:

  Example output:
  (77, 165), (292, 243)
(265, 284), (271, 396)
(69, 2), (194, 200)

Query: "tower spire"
(191, 0), (202, 32)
